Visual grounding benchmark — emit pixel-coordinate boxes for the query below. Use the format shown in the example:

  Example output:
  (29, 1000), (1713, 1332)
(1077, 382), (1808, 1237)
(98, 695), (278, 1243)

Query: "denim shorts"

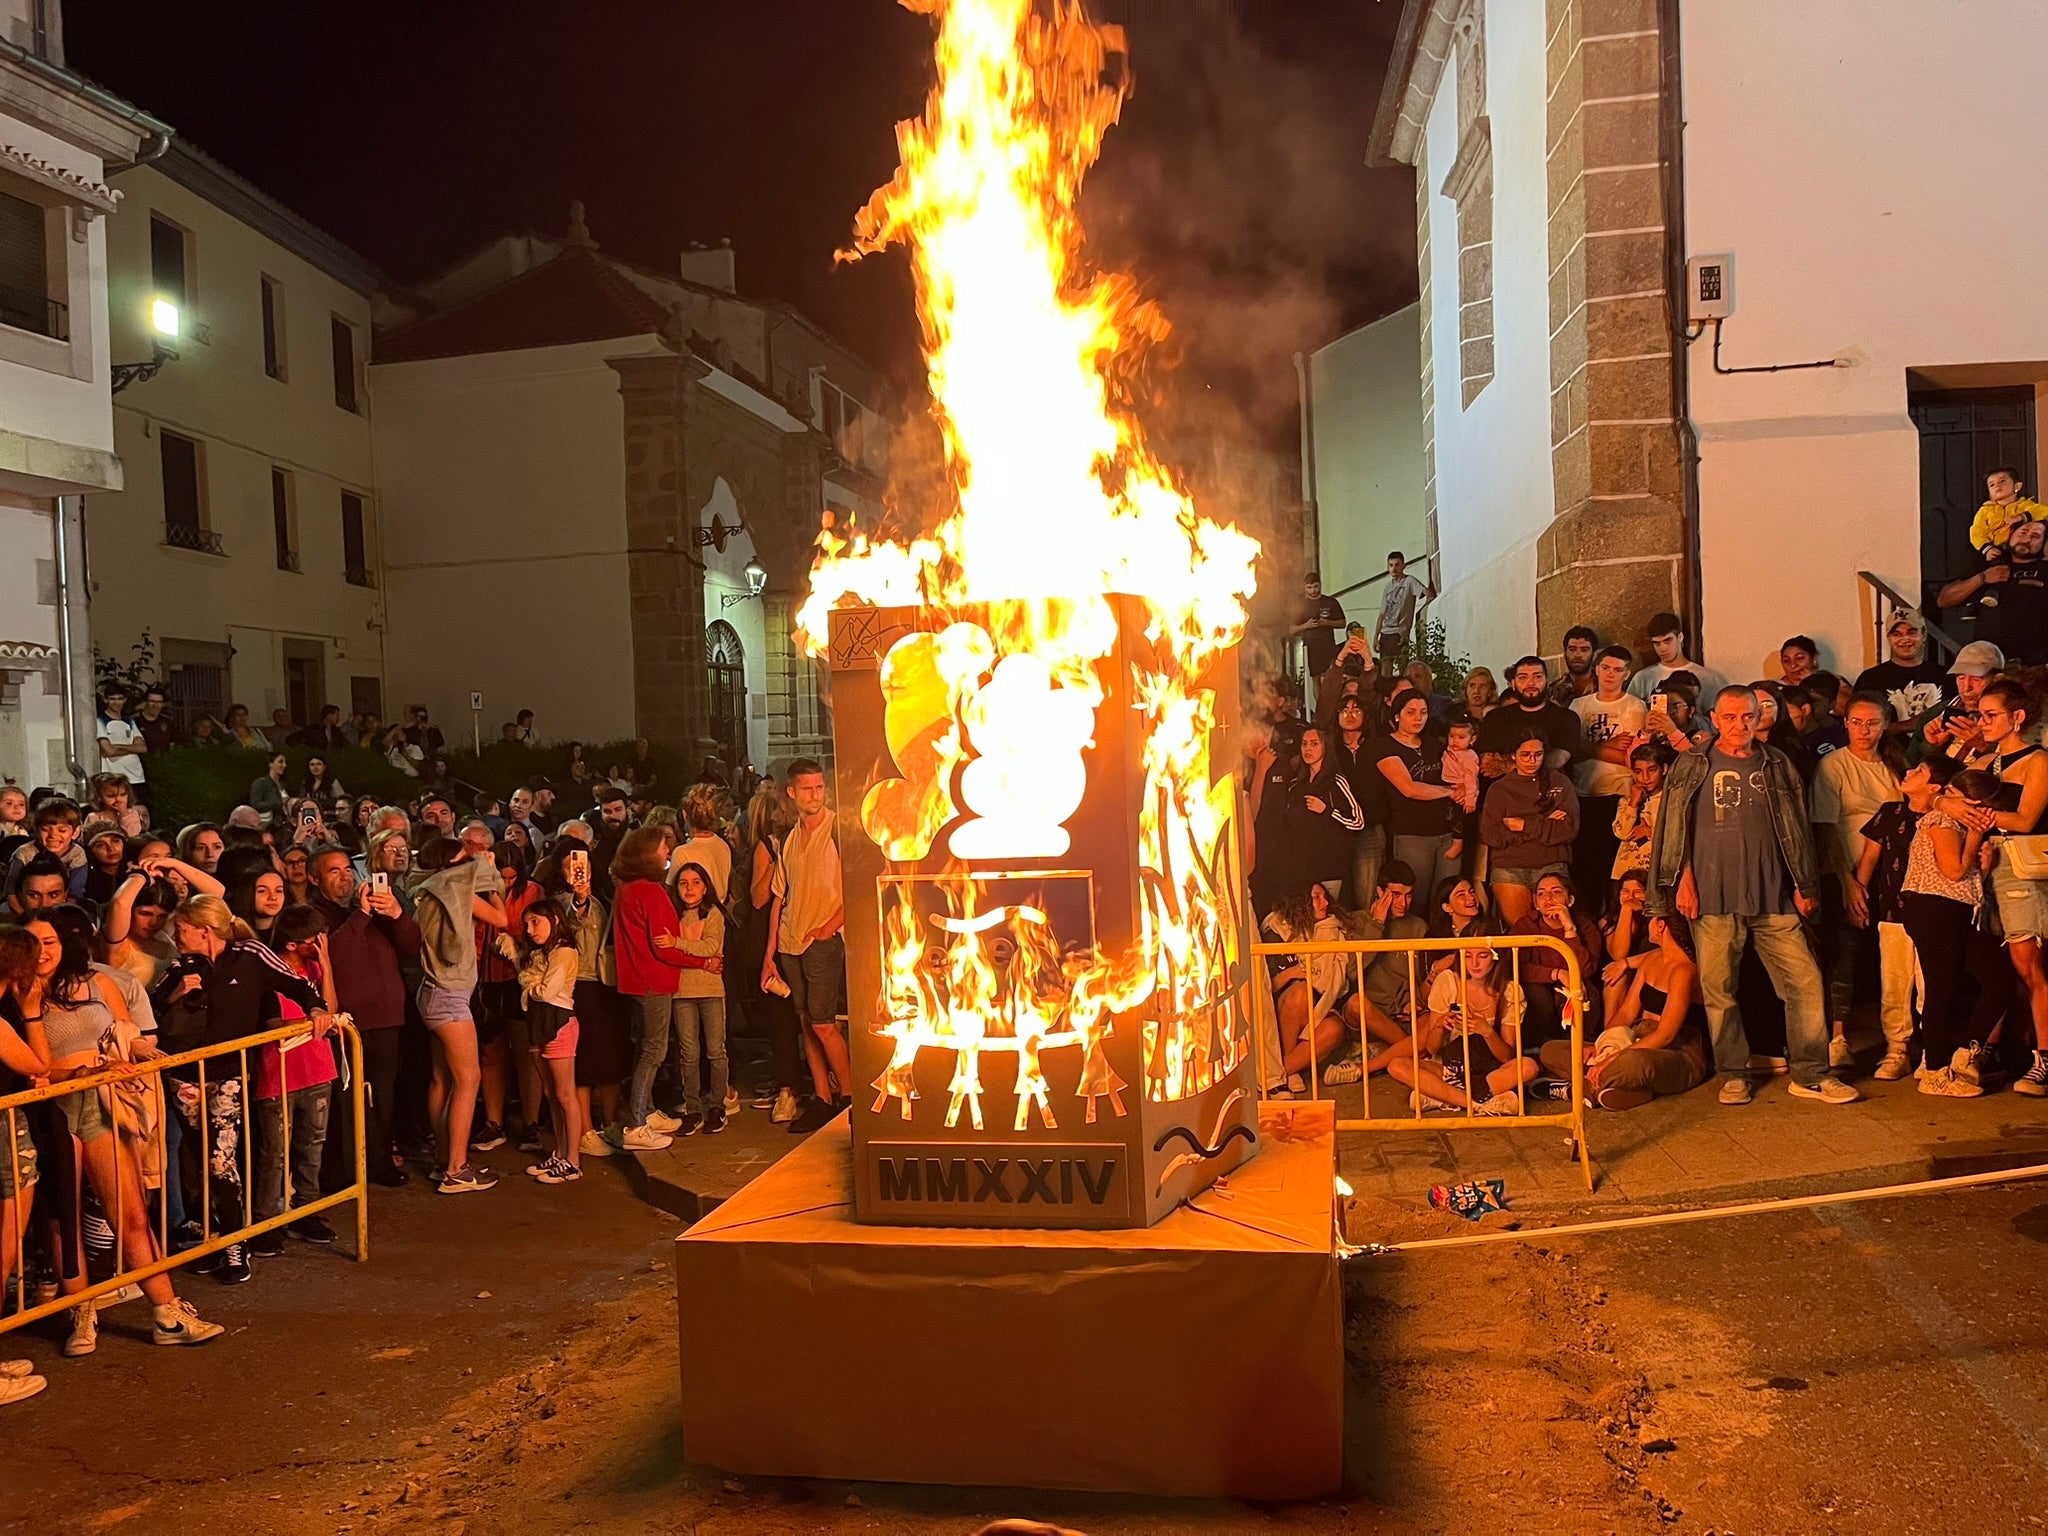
(1490, 862), (1570, 891)
(416, 980), (476, 1030)
(1994, 866), (2048, 945)
(778, 936), (846, 1023)
(0, 1113), (35, 1198)
(58, 1087), (113, 1144)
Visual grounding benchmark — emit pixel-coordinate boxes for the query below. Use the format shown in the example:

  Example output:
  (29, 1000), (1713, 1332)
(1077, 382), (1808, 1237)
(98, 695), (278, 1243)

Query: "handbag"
(2003, 835), (2048, 883)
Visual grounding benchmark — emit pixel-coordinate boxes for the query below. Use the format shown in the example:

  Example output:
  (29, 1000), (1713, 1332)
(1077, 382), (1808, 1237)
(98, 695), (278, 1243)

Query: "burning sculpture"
(799, 0), (1262, 1229)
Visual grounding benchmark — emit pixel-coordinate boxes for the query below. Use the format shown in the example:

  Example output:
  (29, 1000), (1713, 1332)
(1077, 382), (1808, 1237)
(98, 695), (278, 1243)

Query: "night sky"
(65, 0), (1415, 445)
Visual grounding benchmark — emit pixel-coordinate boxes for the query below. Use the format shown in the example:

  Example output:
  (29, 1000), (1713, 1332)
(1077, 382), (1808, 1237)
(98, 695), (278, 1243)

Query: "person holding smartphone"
(310, 845), (421, 1187)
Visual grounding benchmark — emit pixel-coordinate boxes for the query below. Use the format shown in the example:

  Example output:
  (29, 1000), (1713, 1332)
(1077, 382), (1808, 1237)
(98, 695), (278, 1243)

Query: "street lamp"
(112, 296), (181, 394)
(722, 556), (768, 610)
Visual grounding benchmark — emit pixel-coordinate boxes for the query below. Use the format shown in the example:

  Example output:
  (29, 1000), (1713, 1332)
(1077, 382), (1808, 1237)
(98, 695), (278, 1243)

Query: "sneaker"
(534, 1156), (582, 1185)
(1788, 1076), (1861, 1105)
(676, 1111), (705, 1138)
(63, 1302), (97, 1357)
(2017, 1051), (2048, 1099)
(1473, 1091), (1521, 1117)
(515, 1125), (545, 1155)
(1873, 1049), (1913, 1082)
(291, 1216), (337, 1245)
(0, 1373), (46, 1405)
(93, 1282), (143, 1312)
(470, 1121), (507, 1152)
(249, 1228), (287, 1258)
(723, 1085), (740, 1115)
(769, 1088), (800, 1125)
(187, 1246), (226, 1275)
(751, 1088), (776, 1111)
(214, 1243), (252, 1284)
(152, 1298), (225, 1347)
(1718, 1077), (1755, 1106)
(618, 1124), (674, 1151)
(644, 1110), (683, 1135)
(703, 1108), (728, 1135)
(437, 1164), (499, 1194)
(790, 1098), (840, 1134)
(1285, 1072), (1308, 1096)
(169, 1220), (205, 1253)
(579, 1128), (615, 1158)
(0, 1358), (32, 1378)
(1951, 1042), (1987, 1087)
(1438, 1060), (1465, 1091)
(369, 1166), (410, 1188)
(1747, 1054), (1790, 1076)
(1919, 1066), (1985, 1099)
(1539, 1079), (1574, 1101)
(1595, 1084), (1654, 1112)
(1828, 1034), (1853, 1071)
(1322, 1058), (1364, 1086)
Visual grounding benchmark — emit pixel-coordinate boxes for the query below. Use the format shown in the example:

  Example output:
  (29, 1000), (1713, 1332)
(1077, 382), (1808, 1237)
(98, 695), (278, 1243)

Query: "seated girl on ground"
(1540, 911), (1709, 1111)
(1379, 942), (1536, 1116)
(1261, 882), (1361, 1095)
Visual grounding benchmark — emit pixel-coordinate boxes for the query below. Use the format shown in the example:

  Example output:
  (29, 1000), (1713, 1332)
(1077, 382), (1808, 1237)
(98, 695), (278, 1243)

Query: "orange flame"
(810, 0), (1259, 1110)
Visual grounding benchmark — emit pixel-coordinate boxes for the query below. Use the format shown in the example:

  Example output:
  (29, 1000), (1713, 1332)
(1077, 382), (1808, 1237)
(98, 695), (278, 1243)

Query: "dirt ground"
(12, 1144), (2048, 1534)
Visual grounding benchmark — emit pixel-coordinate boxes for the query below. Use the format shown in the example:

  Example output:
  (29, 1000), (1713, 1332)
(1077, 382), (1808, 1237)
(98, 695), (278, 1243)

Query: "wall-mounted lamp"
(112, 296), (181, 394)
(722, 556), (768, 610)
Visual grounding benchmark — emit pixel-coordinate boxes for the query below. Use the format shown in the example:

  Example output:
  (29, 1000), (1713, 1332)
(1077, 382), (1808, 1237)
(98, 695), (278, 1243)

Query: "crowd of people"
(1263, 497), (2048, 1118)
(0, 725), (848, 1400)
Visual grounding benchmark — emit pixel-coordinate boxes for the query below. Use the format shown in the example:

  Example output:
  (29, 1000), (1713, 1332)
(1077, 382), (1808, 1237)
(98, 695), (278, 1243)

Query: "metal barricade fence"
(1, 1020), (369, 1336)
(1248, 932), (1595, 1191)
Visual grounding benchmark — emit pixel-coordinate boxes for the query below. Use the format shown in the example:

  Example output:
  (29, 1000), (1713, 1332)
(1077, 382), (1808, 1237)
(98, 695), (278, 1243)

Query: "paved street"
(10, 1089), (2048, 1534)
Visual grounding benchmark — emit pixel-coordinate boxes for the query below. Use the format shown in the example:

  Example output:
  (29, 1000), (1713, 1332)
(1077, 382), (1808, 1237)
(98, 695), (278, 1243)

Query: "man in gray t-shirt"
(1375, 550), (1433, 661)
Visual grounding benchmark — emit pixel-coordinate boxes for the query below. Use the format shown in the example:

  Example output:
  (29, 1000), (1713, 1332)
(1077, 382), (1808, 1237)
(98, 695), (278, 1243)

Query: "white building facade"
(1367, 0), (2048, 678)
(91, 142), (386, 734)
(0, 2), (162, 791)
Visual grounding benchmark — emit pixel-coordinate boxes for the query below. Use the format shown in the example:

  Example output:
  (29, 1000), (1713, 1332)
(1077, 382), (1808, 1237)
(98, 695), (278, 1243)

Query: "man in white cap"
(1916, 640), (2004, 762)
(1853, 609), (1947, 723)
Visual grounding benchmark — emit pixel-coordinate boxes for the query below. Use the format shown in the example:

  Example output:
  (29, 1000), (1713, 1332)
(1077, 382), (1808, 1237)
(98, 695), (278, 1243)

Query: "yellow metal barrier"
(0, 1019), (369, 1336)
(1249, 932), (1595, 1191)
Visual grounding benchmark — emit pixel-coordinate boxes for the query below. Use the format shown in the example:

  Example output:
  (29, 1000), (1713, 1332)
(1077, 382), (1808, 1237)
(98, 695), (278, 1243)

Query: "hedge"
(143, 738), (695, 832)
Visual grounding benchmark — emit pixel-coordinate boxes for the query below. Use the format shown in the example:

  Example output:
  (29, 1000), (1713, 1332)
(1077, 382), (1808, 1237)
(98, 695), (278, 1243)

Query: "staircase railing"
(1856, 569), (1962, 669)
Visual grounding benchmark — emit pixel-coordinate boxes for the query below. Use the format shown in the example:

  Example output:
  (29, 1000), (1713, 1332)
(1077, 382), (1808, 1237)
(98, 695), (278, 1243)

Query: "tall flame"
(805, 0), (1260, 1106)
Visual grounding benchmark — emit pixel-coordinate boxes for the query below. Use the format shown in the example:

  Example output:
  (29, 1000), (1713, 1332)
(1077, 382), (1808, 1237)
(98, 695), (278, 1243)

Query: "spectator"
(1602, 870), (1653, 981)
(1375, 551), (1434, 665)
(1344, 862), (1428, 1080)
(1849, 757), (1953, 1088)
(1481, 730), (1581, 924)
(189, 714), (225, 748)
(96, 687), (148, 797)
(355, 710), (384, 749)
(1785, 674), (1848, 764)
(1569, 645), (1646, 904)
(8, 853), (70, 917)
(472, 841), (542, 1157)
(675, 784), (733, 904)
(405, 706), (446, 760)
(0, 783), (25, 840)
(1261, 882), (1360, 1095)
(302, 757), (348, 820)
(6, 797), (86, 901)
(1778, 636), (1820, 688)
(546, 841), (627, 1157)
(1462, 666), (1499, 725)
(175, 822), (225, 876)
(516, 709), (538, 745)
(1855, 610), (1947, 725)
(1543, 910), (1709, 1111)
(1916, 641), (2002, 762)
(410, 835), (506, 1193)
(514, 897), (585, 1182)
(1292, 571), (1348, 684)
(741, 782), (802, 1125)
(587, 785), (632, 898)
(1440, 717), (1480, 871)
(1811, 693), (1903, 1073)
(1475, 657), (1581, 782)
(1316, 628), (1377, 719)
(1648, 684), (1854, 1106)
(504, 785), (547, 854)
(292, 704), (352, 752)
(1939, 515), (2048, 666)
(606, 826), (686, 1152)
(1548, 626), (1601, 704)
(1638, 670), (1705, 758)
(106, 863), (215, 987)
(1967, 466), (2048, 556)
(765, 759), (850, 1135)
(248, 903), (340, 1254)
(1965, 679), (2048, 1097)
(664, 861), (731, 1135)
(310, 845), (417, 1187)
(1374, 689), (1460, 898)
(1381, 942), (1534, 1115)
(1511, 871), (1598, 1044)
(1326, 695), (1387, 908)
(1284, 726), (1366, 901)
(223, 704), (266, 750)
(1627, 612), (1728, 703)
(1895, 765), (2004, 1098)
(135, 687), (180, 756)
(248, 752), (290, 823)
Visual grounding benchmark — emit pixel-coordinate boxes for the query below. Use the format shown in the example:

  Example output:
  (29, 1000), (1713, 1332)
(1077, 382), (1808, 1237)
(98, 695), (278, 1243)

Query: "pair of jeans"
(673, 997), (729, 1117)
(255, 1084), (331, 1222)
(1693, 912), (1830, 1086)
(1899, 894), (2005, 1069)
(1348, 825), (1387, 910)
(1391, 832), (1454, 904)
(627, 994), (678, 1128)
(173, 1076), (245, 1235)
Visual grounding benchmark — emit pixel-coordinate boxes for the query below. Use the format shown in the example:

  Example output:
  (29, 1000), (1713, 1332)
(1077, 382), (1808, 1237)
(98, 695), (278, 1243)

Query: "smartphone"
(370, 871), (391, 899)
(1346, 622), (1365, 638)
(299, 802), (319, 830)
(567, 848), (590, 878)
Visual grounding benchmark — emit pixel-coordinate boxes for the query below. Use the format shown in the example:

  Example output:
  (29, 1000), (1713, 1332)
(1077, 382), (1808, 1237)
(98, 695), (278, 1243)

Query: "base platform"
(674, 1100), (1342, 1499)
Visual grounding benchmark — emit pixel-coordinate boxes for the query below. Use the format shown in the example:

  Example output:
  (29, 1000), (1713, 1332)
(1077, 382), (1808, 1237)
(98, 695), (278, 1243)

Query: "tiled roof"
(375, 246), (672, 365)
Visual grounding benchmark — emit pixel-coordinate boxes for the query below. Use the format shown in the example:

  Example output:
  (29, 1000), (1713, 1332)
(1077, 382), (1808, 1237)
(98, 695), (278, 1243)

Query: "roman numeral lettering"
(1076, 1159), (1116, 1205)
(1017, 1159), (1057, 1203)
(877, 1159), (921, 1202)
(973, 1158), (1013, 1201)
(924, 1158), (968, 1202)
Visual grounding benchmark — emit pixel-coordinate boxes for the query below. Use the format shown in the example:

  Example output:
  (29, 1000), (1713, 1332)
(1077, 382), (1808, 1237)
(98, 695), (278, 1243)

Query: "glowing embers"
(872, 871), (1123, 1133)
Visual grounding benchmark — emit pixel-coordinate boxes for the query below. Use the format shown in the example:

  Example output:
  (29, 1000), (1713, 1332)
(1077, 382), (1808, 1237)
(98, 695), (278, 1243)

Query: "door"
(350, 675), (383, 723)
(159, 637), (231, 734)
(1909, 387), (2039, 617)
(705, 620), (747, 770)
(282, 639), (327, 731)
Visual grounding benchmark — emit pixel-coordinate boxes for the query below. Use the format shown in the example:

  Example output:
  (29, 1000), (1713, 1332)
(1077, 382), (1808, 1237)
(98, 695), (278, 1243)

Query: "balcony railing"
(344, 564), (375, 588)
(164, 521), (225, 556)
(0, 283), (67, 341)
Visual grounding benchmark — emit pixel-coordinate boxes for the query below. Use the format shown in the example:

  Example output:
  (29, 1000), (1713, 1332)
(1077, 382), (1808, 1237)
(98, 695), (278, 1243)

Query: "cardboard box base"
(675, 1101), (1341, 1499)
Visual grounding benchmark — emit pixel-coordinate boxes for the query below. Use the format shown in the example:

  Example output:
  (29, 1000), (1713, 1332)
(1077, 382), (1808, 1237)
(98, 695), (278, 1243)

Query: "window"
(150, 215), (188, 308)
(331, 315), (359, 411)
(0, 190), (58, 339)
(160, 431), (220, 554)
(271, 468), (298, 571)
(260, 276), (286, 380)
(341, 491), (372, 586)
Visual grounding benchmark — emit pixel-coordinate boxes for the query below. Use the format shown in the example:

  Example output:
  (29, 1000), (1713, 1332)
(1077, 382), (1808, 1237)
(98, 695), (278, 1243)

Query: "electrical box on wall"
(1686, 252), (1735, 320)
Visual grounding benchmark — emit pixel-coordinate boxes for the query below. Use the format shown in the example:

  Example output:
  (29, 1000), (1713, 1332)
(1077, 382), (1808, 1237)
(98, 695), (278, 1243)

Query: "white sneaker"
(1951, 1043), (1987, 1087)
(1788, 1076), (1860, 1105)
(770, 1088), (800, 1124)
(1322, 1058), (1364, 1086)
(1285, 1072), (1308, 1095)
(723, 1086), (740, 1114)
(1918, 1066), (1984, 1099)
(152, 1297), (225, 1346)
(578, 1129), (615, 1159)
(1473, 1091), (1522, 1117)
(1873, 1049), (1913, 1082)
(1747, 1054), (1790, 1076)
(0, 1358), (33, 1379)
(644, 1110), (683, 1135)
(619, 1124), (674, 1151)
(1828, 1035), (1853, 1071)
(0, 1372), (46, 1406)
(63, 1302), (97, 1357)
